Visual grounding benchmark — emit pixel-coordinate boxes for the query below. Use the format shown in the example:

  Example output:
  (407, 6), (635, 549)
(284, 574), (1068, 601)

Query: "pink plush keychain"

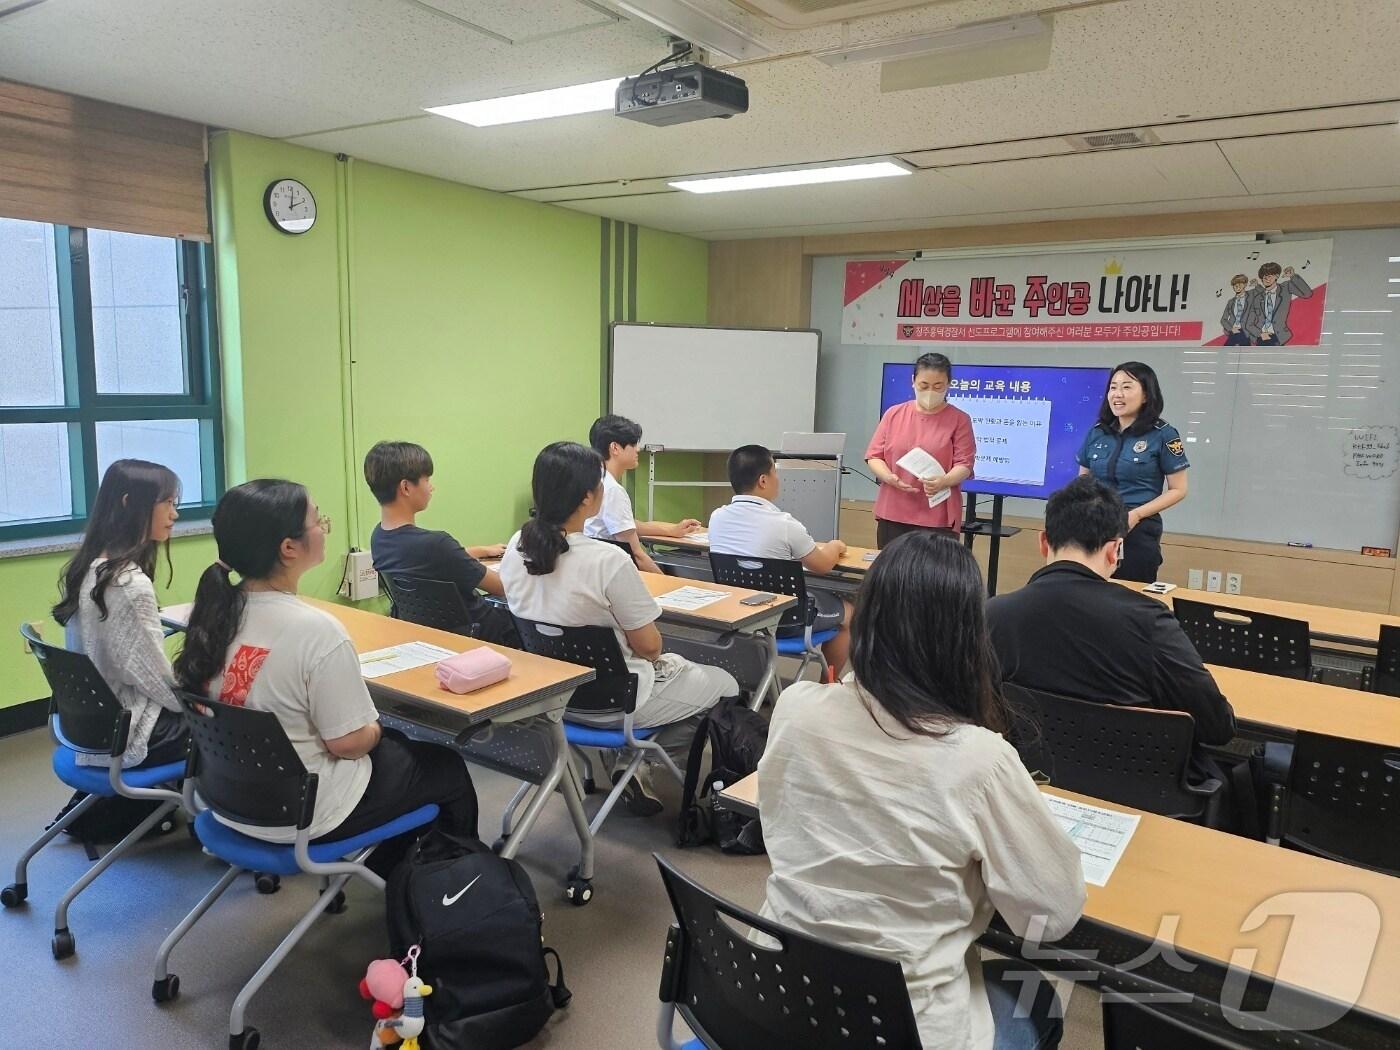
(360, 946), (432, 1049)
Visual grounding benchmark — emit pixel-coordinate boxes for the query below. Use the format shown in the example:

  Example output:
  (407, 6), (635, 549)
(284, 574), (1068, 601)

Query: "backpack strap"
(674, 710), (714, 847)
(543, 947), (572, 1008)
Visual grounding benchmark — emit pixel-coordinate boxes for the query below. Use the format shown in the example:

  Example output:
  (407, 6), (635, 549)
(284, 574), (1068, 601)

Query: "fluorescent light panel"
(814, 15), (1049, 67)
(670, 160), (912, 194)
(427, 78), (623, 127)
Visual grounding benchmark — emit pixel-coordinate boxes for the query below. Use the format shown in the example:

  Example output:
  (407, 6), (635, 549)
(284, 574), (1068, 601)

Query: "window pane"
(0, 423), (73, 522)
(95, 419), (203, 504)
(0, 217), (64, 407)
(88, 229), (186, 394)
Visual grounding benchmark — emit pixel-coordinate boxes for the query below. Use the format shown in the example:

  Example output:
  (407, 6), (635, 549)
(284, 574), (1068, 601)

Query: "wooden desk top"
(718, 773), (1400, 1022)
(1207, 664), (1400, 747)
(1116, 580), (1400, 646)
(638, 572), (796, 632)
(646, 533), (880, 576)
(163, 598), (594, 725)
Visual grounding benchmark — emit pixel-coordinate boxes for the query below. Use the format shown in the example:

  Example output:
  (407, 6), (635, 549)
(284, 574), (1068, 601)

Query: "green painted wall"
(0, 130), (708, 711)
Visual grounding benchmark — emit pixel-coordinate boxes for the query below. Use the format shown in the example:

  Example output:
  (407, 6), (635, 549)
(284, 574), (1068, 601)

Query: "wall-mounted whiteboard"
(610, 323), (819, 450)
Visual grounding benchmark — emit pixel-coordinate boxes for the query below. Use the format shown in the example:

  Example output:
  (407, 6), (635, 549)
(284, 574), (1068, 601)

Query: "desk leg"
(750, 629), (781, 711)
(497, 717), (595, 887)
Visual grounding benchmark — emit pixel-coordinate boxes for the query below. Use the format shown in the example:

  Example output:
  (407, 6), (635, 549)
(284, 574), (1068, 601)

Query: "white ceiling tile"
(1220, 126), (1400, 195)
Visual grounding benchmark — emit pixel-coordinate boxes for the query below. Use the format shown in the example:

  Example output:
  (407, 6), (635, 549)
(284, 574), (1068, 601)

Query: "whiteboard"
(810, 228), (1400, 553)
(610, 324), (819, 450)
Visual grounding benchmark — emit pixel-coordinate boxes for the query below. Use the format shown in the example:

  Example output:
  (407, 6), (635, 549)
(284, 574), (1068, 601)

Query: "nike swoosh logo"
(442, 874), (481, 907)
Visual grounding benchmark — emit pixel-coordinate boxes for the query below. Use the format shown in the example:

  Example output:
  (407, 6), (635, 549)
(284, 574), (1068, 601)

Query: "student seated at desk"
(986, 475), (1235, 785)
(53, 459), (188, 768)
(708, 444), (854, 673)
(174, 479), (477, 873)
(584, 414), (700, 574)
(364, 440), (519, 647)
(499, 442), (740, 814)
(758, 531), (1085, 1050)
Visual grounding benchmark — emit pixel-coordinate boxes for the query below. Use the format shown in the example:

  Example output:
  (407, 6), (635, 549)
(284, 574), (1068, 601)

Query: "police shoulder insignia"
(1166, 438), (1185, 457)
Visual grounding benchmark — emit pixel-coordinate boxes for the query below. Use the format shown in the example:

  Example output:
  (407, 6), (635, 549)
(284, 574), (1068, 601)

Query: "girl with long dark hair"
(54, 459), (187, 767)
(757, 531), (1085, 1050)
(1076, 361), (1190, 582)
(174, 480), (476, 862)
(497, 442), (739, 812)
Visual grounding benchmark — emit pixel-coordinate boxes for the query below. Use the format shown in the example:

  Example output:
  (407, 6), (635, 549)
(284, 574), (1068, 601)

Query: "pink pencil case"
(436, 648), (511, 693)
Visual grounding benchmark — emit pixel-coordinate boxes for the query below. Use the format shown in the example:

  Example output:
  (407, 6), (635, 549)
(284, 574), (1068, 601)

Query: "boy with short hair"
(708, 444), (855, 673)
(1220, 274), (1254, 346)
(364, 440), (519, 647)
(1245, 261), (1312, 346)
(585, 414), (701, 575)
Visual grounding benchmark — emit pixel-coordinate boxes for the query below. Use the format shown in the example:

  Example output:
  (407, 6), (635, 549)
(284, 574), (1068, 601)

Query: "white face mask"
(916, 389), (946, 411)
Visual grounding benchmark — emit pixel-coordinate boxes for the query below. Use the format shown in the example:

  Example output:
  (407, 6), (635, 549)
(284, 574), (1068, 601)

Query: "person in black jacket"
(986, 475), (1235, 781)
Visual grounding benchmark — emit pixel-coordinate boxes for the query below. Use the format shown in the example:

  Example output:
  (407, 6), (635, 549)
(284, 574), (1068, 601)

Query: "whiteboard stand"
(646, 447), (732, 521)
(961, 493), (1021, 597)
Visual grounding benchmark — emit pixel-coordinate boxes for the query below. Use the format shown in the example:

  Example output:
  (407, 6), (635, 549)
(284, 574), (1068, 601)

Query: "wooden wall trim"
(800, 201), (1400, 256)
(0, 78), (209, 240)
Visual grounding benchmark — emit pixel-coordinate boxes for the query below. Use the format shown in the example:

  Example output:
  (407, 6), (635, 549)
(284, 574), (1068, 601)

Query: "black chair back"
(1171, 598), (1311, 679)
(22, 623), (124, 754)
(1003, 683), (1214, 821)
(655, 854), (921, 1049)
(1369, 625), (1400, 697)
(178, 692), (313, 831)
(600, 537), (639, 565)
(1102, 996), (1249, 1048)
(708, 553), (810, 631)
(381, 575), (474, 634)
(1281, 730), (1400, 876)
(511, 618), (638, 717)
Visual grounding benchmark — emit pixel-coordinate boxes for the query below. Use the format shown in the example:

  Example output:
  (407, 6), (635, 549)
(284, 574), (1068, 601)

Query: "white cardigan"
(66, 560), (182, 767)
(758, 677), (1087, 1050)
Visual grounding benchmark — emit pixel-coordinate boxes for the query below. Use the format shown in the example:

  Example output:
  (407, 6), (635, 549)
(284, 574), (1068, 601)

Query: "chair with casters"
(2, 624), (186, 960)
(510, 618), (682, 856)
(152, 692), (439, 1050)
(654, 852), (922, 1049)
(1003, 682), (1225, 825)
(381, 573), (476, 635)
(708, 553), (835, 700)
(1273, 730), (1400, 876)
(1360, 624), (1400, 696)
(1171, 598), (1314, 680)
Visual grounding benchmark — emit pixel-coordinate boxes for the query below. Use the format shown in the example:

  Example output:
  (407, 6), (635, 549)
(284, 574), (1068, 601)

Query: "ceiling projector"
(615, 63), (748, 126)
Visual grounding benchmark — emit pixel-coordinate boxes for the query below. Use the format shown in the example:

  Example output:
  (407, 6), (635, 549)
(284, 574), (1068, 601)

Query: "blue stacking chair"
(654, 854), (922, 1049)
(510, 618), (683, 850)
(2, 624), (186, 960)
(152, 692), (438, 1050)
(708, 553), (837, 697)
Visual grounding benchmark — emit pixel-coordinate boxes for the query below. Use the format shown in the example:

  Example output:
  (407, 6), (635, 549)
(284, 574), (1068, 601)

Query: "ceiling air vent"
(1065, 128), (1161, 151)
(736, 0), (957, 30)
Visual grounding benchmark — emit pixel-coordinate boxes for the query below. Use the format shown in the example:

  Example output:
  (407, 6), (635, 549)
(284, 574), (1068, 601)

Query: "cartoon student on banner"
(1218, 261), (1313, 346)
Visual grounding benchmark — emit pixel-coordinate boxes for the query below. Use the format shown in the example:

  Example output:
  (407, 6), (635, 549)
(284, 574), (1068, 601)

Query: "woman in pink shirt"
(865, 353), (977, 548)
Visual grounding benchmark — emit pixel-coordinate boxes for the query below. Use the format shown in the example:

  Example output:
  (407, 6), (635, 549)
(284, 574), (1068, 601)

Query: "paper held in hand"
(895, 447), (950, 508)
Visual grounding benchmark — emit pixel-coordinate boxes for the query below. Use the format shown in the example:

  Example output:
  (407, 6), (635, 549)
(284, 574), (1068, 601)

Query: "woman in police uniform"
(1077, 362), (1189, 583)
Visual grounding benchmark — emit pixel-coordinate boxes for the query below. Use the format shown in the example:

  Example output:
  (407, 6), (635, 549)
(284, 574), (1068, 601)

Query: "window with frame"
(0, 217), (223, 540)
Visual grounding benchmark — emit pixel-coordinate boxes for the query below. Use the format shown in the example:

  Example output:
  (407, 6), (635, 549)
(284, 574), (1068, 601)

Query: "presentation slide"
(879, 364), (1111, 499)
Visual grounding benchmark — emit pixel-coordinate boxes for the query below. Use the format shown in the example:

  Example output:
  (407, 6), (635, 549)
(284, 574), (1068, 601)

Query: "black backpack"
(676, 697), (768, 855)
(51, 791), (177, 861)
(386, 830), (570, 1050)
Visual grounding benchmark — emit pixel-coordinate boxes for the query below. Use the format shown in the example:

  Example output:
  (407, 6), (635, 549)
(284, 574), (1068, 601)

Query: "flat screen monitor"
(879, 363), (1111, 500)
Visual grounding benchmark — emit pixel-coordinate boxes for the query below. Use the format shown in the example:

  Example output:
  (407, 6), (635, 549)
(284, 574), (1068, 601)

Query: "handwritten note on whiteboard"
(1344, 426), (1399, 480)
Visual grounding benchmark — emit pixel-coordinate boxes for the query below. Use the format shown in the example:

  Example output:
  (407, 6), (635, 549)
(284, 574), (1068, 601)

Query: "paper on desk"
(1043, 794), (1140, 887)
(678, 530), (709, 546)
(894, 447), (950, 508)
(655, 586), (729, 612)
(160, 602), (194, 629)
(358, 641), (458, 679)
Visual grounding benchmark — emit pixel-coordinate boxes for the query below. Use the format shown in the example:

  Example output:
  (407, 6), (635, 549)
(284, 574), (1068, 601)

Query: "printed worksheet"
(654, 586), (729, 612)
(894, 447), (950, 508)
(358, 641), (458, 679)
(1042, 794), (1140, 887)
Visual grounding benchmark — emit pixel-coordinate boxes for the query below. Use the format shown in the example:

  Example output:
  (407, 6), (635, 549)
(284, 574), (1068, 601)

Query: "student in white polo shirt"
(708, 444), (854, 674)
(583, 414), (701, 575)
(500, 441), (740, 814)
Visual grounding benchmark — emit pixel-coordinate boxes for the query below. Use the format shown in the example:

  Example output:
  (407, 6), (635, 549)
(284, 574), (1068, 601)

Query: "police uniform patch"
(1166, 438), (1185, 457)
(1132, 439), (1148, 453)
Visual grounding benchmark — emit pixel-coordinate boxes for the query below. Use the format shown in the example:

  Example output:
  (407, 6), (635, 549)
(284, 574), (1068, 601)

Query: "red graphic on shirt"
(219, 644), (270, 707)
